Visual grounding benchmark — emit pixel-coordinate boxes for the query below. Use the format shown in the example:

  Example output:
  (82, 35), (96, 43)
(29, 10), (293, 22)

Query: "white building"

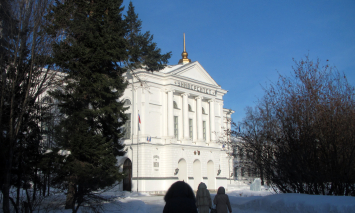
(118, 35), (234, 193)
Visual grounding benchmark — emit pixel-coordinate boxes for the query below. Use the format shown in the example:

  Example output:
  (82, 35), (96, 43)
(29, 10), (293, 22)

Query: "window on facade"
(173, 101), (178, 109)
(239, 148), (244, 159)
(189, 119), (193, 139)
(124, 99), (131, 106)
(174, 116), (178, 139)
(124, 113), (131, 138)
(188, 104), (193, 112)
(202, 107), (206, 114)
(203, 121), (206, 141)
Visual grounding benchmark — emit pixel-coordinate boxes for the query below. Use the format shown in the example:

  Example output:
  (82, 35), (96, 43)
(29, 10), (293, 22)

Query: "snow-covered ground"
(103, 184), (355, 213)
(5, 184), (355, 213)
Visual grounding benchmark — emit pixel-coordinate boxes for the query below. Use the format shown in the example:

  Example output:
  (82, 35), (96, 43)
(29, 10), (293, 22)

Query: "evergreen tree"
(46, 0), (127, 211)
(124, 2), (171, 72)
(45, 0), (170, 212)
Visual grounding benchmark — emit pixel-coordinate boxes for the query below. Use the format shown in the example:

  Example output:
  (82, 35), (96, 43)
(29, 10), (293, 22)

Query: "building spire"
(184, 33), (186, 52)
(178, 33), (191, 64)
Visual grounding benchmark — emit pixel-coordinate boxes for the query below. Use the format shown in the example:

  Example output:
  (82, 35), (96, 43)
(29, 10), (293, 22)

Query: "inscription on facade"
(174, 81), (216, 95)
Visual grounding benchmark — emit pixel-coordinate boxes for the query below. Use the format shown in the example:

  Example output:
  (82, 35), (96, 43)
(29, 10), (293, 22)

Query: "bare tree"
(236, 56), (355, 195)
(0, 0), (56, 212)
(235, 107), (268, 185)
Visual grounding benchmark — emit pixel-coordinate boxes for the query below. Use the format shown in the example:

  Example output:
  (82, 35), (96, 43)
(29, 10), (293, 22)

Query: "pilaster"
(167, 90), (174, 137)
(209, 99), (215, 142)
(196, 96), (203, 142)
(181, 93), (190, 141)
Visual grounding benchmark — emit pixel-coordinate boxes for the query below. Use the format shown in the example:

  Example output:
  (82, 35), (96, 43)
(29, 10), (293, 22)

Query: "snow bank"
(109, 197), (147, 213)
(229, 192), (355, 213)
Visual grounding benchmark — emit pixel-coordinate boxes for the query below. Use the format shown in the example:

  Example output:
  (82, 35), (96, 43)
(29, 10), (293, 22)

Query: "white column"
(140, 88), (146, 135)
(130, 85), (135, 142)
(133, 87), (138, 136)
(209, 99), (215, 141)
(167, 90), (174, 137)
(206, 104), (210, 142)
(219, 102), (223, 135)
(196, 96), (203, 141)
(182, 93), (189, 140)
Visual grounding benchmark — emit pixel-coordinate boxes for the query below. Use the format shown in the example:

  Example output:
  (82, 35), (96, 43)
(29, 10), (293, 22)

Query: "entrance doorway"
(123, 158), (132, 191)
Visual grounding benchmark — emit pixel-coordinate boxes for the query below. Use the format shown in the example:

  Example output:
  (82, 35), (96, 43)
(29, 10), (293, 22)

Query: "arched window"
(188, 104), (193, 112)
(123, 99), (131, 106)
(173, 101), (178, 109)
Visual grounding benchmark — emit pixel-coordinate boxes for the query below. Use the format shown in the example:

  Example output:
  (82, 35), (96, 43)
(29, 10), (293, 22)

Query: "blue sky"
(123, 0), (355, 124)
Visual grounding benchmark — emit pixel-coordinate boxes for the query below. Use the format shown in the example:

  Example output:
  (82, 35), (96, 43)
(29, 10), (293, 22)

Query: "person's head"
(164, 181), (195, 202)
(217, 186), (225, 194)
(198, 182), (207, 190)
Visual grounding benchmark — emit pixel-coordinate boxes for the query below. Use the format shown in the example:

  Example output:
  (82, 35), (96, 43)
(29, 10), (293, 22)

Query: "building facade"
(118, 36), (234, 193)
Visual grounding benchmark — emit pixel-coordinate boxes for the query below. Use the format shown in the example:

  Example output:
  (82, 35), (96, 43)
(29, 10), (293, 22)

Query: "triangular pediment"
(167, 62), (218, 86)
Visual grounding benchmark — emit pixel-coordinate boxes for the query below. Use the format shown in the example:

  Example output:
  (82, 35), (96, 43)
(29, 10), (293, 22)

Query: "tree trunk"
(2, 178), (11, 213)
(260, 165), (264, 185)
(73, 185), (83, 213)
(23, 202), (30, 213)
(47, 164), (51, 196)
(32, 166), (38, 201)
(65, 178), (76, 210)
(16, 140), (24, 207)
(2, 142), (14, 213)
(43, 173), (46, 196)
(25, 188), (33, 213)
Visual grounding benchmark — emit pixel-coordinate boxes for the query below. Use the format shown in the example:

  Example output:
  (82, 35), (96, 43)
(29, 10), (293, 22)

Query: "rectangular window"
(239, 148), (244, 159)
(174, 116), (178, 139)
(124, 113), (131, 138)
(203, 121), (206, 141)
(189, 119), (193, 139)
